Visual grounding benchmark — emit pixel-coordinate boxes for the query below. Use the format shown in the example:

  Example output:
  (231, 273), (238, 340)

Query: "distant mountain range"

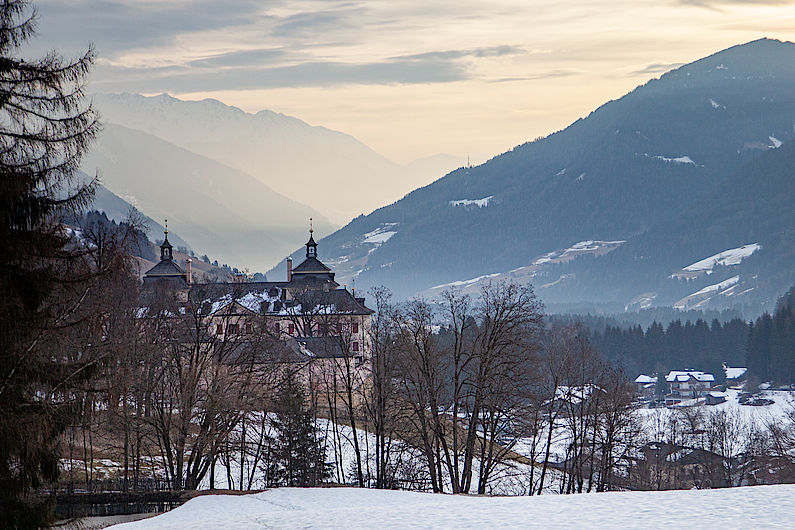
(82, 123), (333, 272)
(272, 38), (795, 314)
(91, 93), (464, 224)
(91, 182), (192, 250)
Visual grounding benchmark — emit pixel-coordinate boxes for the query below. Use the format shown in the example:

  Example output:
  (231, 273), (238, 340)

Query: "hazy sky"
(31, 0), (795, 163)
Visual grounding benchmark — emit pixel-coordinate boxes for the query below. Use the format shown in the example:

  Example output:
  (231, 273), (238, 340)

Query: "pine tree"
(269, 377), (330, 487)
(0, 1), (99, 525)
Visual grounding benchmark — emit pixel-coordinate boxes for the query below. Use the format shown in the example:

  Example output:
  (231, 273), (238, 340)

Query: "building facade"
(142, 226), (374, 380)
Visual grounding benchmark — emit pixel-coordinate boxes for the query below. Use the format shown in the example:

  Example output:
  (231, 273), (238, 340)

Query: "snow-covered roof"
(635, 375), (656, 384)
(666, 370), (715, 383)
(724, 367), (747, 380)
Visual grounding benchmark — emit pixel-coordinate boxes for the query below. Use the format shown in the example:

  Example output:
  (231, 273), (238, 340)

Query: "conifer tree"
(269, 377), (330, 487)
(0, 0), (99, 525)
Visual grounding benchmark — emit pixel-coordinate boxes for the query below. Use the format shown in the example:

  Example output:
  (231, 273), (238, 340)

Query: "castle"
(142, 224), (373, 364)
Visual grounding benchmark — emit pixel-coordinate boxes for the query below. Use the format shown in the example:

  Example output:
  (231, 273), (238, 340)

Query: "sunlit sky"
(32, 0), (795, 164)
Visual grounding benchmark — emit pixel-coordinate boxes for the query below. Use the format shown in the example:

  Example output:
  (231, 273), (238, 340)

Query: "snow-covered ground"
(449, 196), (493, 208)
(361, 224), (398, 245)
(109, 484), (795, 529)
(638, 388), (795, 425)
(682, 243), (760, 272)
(673, 274), (747, 310)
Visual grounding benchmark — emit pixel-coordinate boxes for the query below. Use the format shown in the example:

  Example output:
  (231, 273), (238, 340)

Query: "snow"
(690, 275), (740, 296)
(430, 272), (502, 290)
(575, 172), (585, 182)
(674, 274), (742, 310)
(709, 98), (725, 109)
(361, 224), (398, 245)
(533, 240), (626, 265)
(683, 244), (760, 272)
(449, 196), (493, 208)
(665, 370), (715, 383)
(635, 374), (655, 384)
(769, 136), (782, 148)
(725, 367), (747, 380)
(109, 484), (795, 529)
(362, 230), (396, 244)
(651, 154), (696, 165)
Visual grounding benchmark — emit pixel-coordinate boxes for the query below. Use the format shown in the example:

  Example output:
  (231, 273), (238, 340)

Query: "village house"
(724, 365), (748, 388)
(665, 370), (715, 405)
(634, 374), (657, 399)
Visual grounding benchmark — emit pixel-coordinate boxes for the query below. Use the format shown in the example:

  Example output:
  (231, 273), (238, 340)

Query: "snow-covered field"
(109, 484), (795, 529)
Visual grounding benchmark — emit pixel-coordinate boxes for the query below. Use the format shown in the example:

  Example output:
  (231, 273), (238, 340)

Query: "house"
(724, 365), (748, 387)
(665, 370), (715, 404)
(705, 391), (727, 406)
(634, 374), (657, 399)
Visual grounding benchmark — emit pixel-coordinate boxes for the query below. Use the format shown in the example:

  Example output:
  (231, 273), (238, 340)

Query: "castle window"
(228, 323), (238, 334)
(288, 323), (295, 335)
(216, 324), (223, 335)
(352, 341), (359, 352)
(245, 323), (252, 334)
(352, 322), (359, 334)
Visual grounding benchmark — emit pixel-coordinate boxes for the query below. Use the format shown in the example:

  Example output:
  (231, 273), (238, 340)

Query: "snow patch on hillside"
(674, 275), (742, 310)
(769, 136), (782, 148)
(683, 244), (760, 272)
(449, 196), (493, 208)
(534, 240), (626, 265)
(430, 272), (502, 290)
(361, 223), (398, 244)
(710, 98), (725, 109)
(692, 275), (740, 296)
(651, 154), (696, 165)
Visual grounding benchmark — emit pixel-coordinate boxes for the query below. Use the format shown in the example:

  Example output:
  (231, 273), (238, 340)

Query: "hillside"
(91, 183), (192, 251)
(82, 123), (332, 272)
(273, 39), (795, 313)
(92, 93), (463, 224)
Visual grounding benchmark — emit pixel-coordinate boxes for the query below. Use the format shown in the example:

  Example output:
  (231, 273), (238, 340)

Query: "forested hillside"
(282, 39), (795, 314)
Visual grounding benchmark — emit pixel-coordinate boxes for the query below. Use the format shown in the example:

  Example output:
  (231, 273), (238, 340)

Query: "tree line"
(585, 286), (795, 389)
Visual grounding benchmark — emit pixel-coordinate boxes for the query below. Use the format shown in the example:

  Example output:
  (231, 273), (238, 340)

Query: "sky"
(29, 0), (795, 164)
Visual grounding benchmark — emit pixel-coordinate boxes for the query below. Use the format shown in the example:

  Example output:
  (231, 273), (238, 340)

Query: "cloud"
(271, 6), (366, 39)
(393, 45), (526, 62)
(631, 62), (685, 75)
(32, 0), (269, 56)
(186, 48), (290, 68)
(489, 70), (579, 82)
(91, 56), (473, 93)
(678, 0), (792, 6)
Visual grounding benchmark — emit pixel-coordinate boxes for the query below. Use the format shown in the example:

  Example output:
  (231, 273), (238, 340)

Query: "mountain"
(82, 123), (332, 272)
(91, 182), (192, 251)
(270, 39), (795, 314)
(92, 93), (462, 224)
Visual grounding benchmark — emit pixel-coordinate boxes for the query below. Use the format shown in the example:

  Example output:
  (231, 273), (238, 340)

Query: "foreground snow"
(110, 484), (794, 529)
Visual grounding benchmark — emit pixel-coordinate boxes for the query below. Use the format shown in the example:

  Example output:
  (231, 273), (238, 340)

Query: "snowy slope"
(110, 484), (795, 529)
(682, 244), (760, 273)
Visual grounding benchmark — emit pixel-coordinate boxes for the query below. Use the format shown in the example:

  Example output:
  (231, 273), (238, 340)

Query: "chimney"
(287, 257), (293, 282)
(186, 258), (192, 284)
